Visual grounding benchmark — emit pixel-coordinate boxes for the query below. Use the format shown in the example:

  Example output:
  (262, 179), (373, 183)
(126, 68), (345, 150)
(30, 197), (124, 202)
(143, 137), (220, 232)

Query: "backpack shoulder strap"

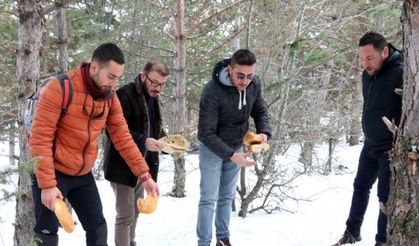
(56, 73), (73, 118)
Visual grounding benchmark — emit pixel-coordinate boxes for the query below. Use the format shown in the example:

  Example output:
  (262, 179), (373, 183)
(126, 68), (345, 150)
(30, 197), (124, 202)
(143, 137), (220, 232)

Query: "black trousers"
(32, 171), (107, 246)
(345, 143), (391, 242)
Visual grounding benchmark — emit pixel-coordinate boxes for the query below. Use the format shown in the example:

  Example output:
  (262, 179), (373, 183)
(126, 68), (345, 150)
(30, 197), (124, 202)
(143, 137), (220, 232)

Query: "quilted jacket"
(29, 66), (149, 189)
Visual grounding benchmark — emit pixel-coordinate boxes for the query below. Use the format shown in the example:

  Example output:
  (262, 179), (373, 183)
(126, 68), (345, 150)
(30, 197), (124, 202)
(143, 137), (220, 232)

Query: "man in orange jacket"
(29, 43), (159, 246)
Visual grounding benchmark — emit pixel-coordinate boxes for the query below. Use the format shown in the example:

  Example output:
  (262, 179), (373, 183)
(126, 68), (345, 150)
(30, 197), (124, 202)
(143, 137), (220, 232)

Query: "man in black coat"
(333, 32), (403, 246)
(196, 49), (272, 246)
(103, 59), (169, 246)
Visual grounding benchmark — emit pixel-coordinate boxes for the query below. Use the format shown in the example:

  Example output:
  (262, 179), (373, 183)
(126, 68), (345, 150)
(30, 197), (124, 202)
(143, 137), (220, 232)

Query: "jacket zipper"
(362, 75), (375, 139)
(144, 97), (150, 159)
(77, 100), (95, 175)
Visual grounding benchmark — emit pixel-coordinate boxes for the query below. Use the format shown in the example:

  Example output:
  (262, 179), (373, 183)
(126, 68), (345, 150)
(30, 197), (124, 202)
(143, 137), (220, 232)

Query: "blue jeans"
(345, 143), (391, 243)
(196, 143), (241, 246)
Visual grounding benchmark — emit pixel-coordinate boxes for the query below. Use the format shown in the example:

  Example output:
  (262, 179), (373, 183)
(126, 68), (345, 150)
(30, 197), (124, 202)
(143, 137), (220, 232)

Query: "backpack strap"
(56, 73), (73, 118)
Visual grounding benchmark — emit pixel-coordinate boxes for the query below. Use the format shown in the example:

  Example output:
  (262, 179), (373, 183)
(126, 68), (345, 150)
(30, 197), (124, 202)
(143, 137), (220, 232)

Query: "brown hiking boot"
(216, 237), (231, 246)
(332, 231), (361, 245)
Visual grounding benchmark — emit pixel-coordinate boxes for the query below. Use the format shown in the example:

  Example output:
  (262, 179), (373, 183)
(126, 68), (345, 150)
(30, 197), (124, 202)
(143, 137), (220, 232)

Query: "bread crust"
(137, 194), (158, 214)
(243, 132), (263, 145)
(159, 135), (189, 154)
(54, 198), (75, 233)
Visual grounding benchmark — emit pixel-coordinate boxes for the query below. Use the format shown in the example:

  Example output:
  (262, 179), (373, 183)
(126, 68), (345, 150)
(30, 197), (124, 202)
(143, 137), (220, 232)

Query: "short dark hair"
(91, 43), (125, 65)
(143, 59), (169, 76)
(359, 32), (387, 51)
(230, 49), (257, 67)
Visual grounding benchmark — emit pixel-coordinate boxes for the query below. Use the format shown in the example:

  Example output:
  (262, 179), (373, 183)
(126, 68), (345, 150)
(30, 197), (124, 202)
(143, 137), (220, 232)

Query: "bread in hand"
(54, 198), (75, 233)
(137, 194), (158, 214)
(243, 132), (263, 146)
(159, 135), (189, 150)
(247, 143), (270, 153)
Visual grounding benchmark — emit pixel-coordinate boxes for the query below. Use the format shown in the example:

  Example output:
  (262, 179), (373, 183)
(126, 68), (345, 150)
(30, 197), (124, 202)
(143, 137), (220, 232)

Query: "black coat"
(103, 76), (164, 187)
(198, 59), (272, 160)
(362, 43), (403, 151)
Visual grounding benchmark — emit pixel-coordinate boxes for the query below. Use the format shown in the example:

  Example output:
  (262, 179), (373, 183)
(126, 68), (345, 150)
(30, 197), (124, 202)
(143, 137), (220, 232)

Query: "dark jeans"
(345, 143), (391, 242)
(32, 171), (107, 246)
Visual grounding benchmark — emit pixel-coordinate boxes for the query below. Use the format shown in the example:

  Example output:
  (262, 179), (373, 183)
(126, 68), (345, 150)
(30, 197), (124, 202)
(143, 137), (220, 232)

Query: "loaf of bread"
(243, 132), (263, 146)
(137, 194), (158, 214)
(54, 198), (75, 233)
(159, 135), (189, 154)
(247, 143), (270, 153)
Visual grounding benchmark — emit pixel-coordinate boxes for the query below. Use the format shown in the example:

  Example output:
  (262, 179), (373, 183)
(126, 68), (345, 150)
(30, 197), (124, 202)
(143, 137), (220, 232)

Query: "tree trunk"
(56, 6), (68, 73)
(387, 1), (419, 244)
(14, 0), (44, 245)
(299, 142), (314, 169)
(347, 65), (362, 146)
(324, 138), (336, 175)
(9, 126), (15, 166)
(170, 0), (187, 197)
(299, 61), (332, 169)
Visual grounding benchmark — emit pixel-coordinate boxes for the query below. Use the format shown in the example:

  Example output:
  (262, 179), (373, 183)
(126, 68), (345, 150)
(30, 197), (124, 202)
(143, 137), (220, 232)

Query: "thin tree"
(170, 0), (188, 197)
(157, 0), (249, 197)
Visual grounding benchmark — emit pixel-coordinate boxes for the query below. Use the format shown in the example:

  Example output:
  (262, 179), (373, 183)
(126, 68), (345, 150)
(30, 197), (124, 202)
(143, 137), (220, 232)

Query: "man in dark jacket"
(333, 32), (403, 246)
(103, 59), (169, 246)
(196, 49), (272, 246)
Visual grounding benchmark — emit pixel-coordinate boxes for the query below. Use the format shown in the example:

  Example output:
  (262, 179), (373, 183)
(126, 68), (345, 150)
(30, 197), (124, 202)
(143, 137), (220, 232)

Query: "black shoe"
(216, 237), (231, 246)
(332, 231), (362, 245)
(375, 241), (386, 246)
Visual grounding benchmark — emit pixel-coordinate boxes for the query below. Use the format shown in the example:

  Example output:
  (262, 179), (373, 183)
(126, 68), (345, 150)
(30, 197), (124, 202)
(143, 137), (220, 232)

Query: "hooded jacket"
(29, 66), (149, 189)
(198, 59), (272, 160)
(362, 43), (403, 151)
(103, 76), (165, 187)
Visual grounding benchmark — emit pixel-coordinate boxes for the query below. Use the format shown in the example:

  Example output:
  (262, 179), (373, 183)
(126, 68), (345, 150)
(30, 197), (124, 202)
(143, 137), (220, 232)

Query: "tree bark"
(14, 0), (44, 245)
(56, 6), (68, 73)
(347, 59), (362, 146)
(299, 54), (332, 170)
(388, 1), (419, 244)
(9, 126), (15, 166)
(170, 0), (188, 197)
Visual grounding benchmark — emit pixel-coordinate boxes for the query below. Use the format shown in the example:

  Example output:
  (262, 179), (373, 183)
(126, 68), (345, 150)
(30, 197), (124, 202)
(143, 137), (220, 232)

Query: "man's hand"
(259, 133), (268, 143)
(230, 152), (255, 167)
(145, 138), (165, 152)
(142, 178), (160, 197)
(41, 187), (63, 211)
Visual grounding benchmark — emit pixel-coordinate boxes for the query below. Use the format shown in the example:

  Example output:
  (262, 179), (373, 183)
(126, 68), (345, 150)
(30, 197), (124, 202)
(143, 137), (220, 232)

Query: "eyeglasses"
(235, 72), (255, 81)
(144, 73), (166, 88)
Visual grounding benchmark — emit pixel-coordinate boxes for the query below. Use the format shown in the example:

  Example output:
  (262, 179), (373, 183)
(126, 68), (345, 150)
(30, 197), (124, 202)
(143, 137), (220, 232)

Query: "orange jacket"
(29, 67), (149, 189)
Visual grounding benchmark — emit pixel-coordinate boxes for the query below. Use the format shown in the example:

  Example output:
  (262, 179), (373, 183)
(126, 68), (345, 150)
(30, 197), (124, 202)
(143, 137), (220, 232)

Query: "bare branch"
(188, 26), (246, 67)
(187, 0), (211, 29)
(41, 0), (72, 16)
(186, 0), (248, 36)
(154, 1), (175, 29)
(382, 116), (398, 135)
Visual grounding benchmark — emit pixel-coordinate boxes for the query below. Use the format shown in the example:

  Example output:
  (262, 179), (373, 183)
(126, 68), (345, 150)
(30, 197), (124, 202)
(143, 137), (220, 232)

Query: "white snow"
(0, 141), (381, 246)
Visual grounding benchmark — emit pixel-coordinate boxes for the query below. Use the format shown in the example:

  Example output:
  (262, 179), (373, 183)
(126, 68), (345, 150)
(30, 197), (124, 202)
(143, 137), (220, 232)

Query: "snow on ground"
(0, 141), (381, 246)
